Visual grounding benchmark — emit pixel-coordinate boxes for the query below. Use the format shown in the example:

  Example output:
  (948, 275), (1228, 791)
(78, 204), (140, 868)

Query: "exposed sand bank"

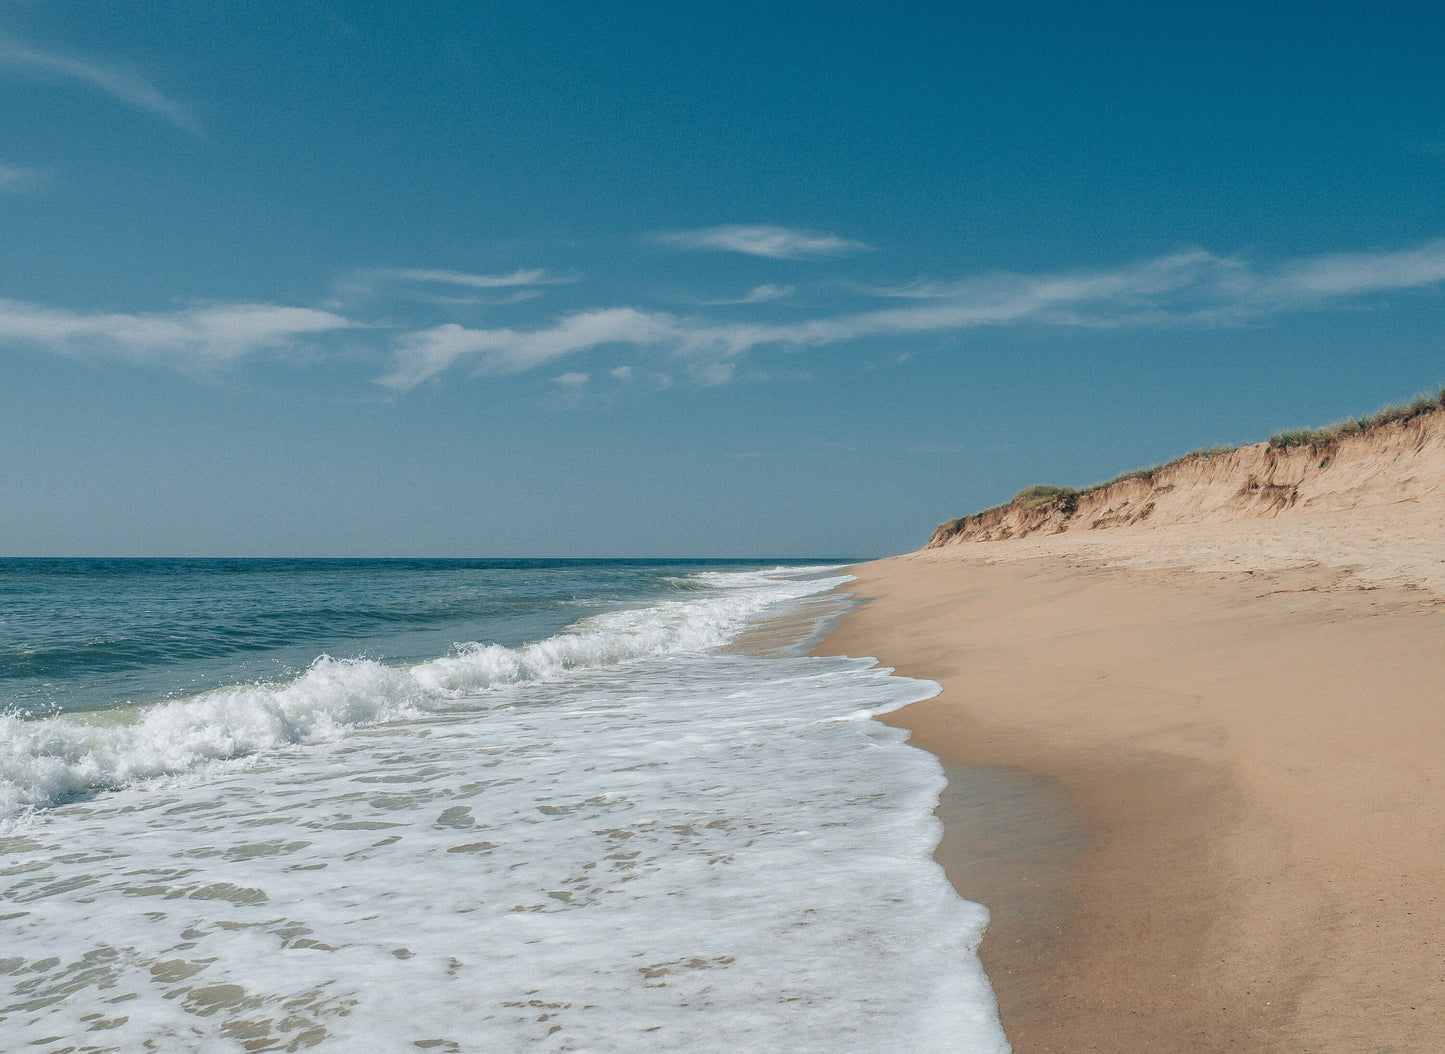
(928, 400), (1445, 546)
(819, 495), (1445, 1051)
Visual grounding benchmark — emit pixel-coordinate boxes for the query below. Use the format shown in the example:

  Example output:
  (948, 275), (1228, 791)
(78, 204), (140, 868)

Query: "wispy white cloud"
(328, 266), (573, 308)
(369, 267), (566, 289)
(0, 35), (200, 136)
(380, 307), (675, 389)
(1267, 241), (1445, 299)
(655, 224), (869, 259)
(378, 241), (1445, 390)
(704, 283), (795, 306)
(0, 161), (46, 193)
(744, 283), (793, 302)
(0, 300), (354, 372)
(10, 240), (1444, 391)
(844, 242), (1445, 325)
(376, 254), (1217, 390)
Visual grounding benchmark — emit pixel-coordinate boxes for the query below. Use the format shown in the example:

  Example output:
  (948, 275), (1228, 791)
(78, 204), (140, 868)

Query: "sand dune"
(928, 401), (1445, 551)
(820, 402), (1445, 1052)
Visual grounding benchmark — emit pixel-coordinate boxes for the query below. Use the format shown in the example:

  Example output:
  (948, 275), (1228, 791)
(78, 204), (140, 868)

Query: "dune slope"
(928, 401), (1445, 546)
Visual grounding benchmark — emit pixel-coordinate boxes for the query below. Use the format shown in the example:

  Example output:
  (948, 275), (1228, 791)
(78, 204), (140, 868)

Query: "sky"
(1, 0), (1442, 557)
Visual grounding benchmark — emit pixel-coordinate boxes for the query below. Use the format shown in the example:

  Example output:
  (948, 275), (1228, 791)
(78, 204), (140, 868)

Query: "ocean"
(0, 559), (1007, 1052)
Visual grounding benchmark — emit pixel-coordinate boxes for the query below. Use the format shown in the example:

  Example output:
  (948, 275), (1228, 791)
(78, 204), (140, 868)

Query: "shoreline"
(816, 514), (1445, 1052)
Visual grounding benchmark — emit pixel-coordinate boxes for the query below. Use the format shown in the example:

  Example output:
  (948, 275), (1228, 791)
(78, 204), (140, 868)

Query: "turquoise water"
(0, 559), (785, 716)
(0, 559), (1007, 1052)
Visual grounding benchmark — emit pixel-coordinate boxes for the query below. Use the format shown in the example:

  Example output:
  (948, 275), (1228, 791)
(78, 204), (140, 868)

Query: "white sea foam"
(0, 656), (428, 820)
(0, 567), (1011, 1052)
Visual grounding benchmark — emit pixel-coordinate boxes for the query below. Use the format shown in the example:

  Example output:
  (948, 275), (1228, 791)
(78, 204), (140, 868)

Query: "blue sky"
(2, 1), (1442, 556)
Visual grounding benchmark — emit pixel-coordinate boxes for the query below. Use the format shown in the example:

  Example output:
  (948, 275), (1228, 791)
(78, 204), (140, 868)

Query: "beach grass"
(1267, 387), (1445, 451)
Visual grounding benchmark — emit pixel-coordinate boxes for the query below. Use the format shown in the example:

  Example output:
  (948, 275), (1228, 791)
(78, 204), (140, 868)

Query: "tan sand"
(818, 496), (1445, 1052)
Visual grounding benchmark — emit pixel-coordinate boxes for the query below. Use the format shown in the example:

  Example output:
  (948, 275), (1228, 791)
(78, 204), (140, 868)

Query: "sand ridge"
(929, 401), (1445, 547)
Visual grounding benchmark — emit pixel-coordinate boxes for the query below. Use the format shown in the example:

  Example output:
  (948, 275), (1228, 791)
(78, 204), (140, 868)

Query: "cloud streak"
(367, 267), (566, 289)
(704, 284), (795, 306)
(655, 224), (869, 259)
(381, 308), (676, 389)
(0, 161), (46, 193)
(0, 35), (200, 136)
(379, 241), (1445, 389)
(0, 300), (354, 372)
(329, 266), (574, 308)
(1270, 242), (1445, 299)
(7, 241), (1443, 390)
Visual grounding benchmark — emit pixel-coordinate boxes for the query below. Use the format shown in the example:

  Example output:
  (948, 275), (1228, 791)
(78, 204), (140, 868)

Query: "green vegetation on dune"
(1079, 444), (1239, 495)
(938, 485), (1078, 531)
(1014, 485), (1075, 508)
(1268, 388), (1445, 451)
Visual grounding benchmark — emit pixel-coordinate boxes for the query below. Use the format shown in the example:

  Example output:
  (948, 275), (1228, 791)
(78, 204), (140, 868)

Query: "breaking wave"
(0, 567), (848, 823)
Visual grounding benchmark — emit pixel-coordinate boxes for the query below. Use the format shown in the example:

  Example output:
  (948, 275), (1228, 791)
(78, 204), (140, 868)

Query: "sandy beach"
(820, 485), (1445, 1052)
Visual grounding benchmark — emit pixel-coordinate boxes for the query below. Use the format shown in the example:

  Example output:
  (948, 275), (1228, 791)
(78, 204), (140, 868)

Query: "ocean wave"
(0, 568), (847, 824)
(0, 654), (428, 823)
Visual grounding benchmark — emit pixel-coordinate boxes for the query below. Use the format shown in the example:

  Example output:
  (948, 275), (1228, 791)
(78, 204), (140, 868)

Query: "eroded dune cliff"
(928, 397), (1445, 547)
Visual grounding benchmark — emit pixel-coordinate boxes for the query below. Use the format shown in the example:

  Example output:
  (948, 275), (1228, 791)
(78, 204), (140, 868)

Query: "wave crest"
(1, 568), (847, 823)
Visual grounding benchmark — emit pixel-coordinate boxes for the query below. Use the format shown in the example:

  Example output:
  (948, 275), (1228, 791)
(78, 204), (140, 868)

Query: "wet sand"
(818, 510), (1445, 1052)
